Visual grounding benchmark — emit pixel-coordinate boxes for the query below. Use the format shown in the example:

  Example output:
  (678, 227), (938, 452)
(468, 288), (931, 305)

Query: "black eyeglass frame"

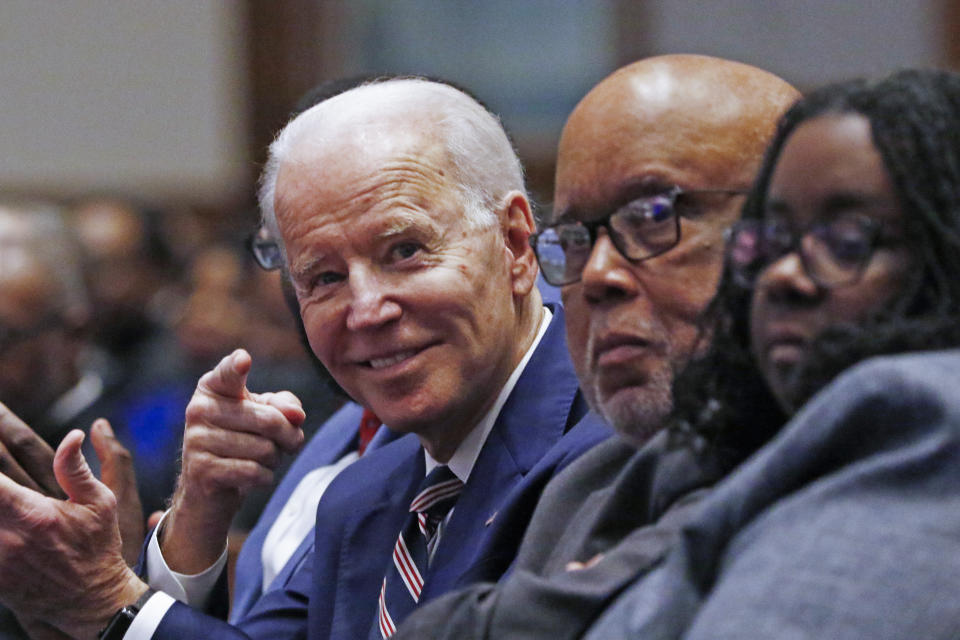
(725, 212), (888, 289)
(530, 187), (747, 286)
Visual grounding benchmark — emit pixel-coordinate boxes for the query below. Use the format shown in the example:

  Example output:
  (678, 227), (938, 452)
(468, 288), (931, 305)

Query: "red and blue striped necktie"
(376, 465), (463, 638)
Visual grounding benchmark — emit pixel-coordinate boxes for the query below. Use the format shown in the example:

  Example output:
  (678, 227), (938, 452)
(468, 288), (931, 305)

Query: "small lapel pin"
(565, 553), (604, 572)
(485, 511), (498, 526)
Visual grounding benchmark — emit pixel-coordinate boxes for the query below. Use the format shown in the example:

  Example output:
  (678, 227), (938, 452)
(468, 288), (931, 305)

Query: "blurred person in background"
(68, 196), (183, 387)
(0, 201), (95, 446)
(0, 199), (145, 638)
(67, 196), (201, 515)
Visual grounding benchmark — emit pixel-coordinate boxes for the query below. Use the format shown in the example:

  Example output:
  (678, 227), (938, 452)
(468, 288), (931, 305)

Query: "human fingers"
(255, 391), (306, 452)
(0, 431), (145, 640)
(180, 450), (274, 495)
(185, 393), (304, 453)
(147, 510), (163, 530)
(53, 430), (112, 510)
(0, 402), (63, 498)
(0, 460), (44, 521)
(0, 439), (43, 494)
(196, 349), (252, 400)
(90, 419), (145, 566)
(182, 424), (284, 469)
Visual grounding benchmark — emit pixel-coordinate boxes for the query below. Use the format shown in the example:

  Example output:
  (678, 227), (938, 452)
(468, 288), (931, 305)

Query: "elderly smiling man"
(0, 78), (607, 640)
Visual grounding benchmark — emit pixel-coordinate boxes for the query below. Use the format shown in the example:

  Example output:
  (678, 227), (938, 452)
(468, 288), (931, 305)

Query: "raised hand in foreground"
(160, 349), (306, 574)
(0, 429), (148, 640)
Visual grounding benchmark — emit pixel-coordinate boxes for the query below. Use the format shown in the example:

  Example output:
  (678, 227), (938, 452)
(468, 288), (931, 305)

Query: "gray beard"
(589, 365), (675, 450)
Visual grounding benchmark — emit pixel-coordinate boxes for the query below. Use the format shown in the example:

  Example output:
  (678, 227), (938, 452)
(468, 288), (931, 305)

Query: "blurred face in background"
(174, 245), (247, 368)
(0, 247), (78, 430)
(71, 199), (161, 350)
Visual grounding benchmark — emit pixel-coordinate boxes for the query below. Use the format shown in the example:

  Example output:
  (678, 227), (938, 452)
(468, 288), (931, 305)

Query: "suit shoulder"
(802, 348), (960, 433)
(317, 433), (420, 512)
(539, 434), (635, 508)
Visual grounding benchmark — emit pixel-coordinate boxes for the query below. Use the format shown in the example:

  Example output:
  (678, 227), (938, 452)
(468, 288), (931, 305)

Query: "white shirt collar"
(424, 306), (553, 482)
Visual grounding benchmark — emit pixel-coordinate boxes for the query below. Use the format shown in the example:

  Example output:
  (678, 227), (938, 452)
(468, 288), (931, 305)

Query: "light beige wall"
(645, 0), (940, 88)
(0, 1), (249, 205)
(0, 0), (944, 209)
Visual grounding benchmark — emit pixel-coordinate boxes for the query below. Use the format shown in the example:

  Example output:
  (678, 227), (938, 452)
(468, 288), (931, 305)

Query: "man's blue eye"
(316, 272), (344, 287)
(392, 242), (422, 259)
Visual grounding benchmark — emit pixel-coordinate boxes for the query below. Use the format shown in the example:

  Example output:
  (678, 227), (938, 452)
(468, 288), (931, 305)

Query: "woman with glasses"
(583, 68), (960, 639)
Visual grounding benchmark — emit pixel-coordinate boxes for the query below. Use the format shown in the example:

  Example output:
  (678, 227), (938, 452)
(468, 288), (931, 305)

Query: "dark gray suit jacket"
(394, 425), (726, 639)
(586, 349), (960, 639)
(400, 349), (960, 639)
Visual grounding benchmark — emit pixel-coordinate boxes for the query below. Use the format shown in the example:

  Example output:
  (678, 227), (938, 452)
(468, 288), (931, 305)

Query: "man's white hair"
(258, 77), (526, 254)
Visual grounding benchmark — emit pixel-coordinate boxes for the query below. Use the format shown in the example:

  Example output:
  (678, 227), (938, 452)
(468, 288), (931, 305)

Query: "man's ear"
(499, 192), (538, 297)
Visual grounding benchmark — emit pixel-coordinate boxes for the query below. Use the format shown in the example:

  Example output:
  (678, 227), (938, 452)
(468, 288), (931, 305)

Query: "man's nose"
(346, 267), (402, 331)
(756, 251), (820, 304)
(579, 230), (639, 304)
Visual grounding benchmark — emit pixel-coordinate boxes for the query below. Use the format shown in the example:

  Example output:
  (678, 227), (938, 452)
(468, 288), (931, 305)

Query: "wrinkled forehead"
(273, 121), (461, 242)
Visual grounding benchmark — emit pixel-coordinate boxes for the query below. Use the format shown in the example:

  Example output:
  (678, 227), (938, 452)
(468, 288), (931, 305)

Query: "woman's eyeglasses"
(726, 213), (892, 289)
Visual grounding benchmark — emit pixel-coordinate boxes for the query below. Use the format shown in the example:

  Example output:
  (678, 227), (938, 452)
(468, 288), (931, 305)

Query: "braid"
(667, 69), (960, 466)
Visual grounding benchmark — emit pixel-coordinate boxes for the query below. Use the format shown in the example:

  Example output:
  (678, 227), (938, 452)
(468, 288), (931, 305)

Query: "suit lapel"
(332, 441), (424, 639)
(422, 305), (582, 599)
(231, 403), (366, 621)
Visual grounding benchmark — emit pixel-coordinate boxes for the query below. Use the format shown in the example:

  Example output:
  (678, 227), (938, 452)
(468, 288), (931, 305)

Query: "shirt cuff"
(144, 510), (228, 609)
(123, 591), (176, 640)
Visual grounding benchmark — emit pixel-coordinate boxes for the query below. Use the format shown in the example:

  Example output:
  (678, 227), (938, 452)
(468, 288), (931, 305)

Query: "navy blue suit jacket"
(230, 402), (396, 623)
(150, 305), (610, 639)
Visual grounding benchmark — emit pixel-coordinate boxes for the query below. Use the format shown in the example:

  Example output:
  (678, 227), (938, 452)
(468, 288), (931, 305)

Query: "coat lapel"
(231, 402), (367, 620)
(422, 305), (582, 599)
(331, 440), (424, 639)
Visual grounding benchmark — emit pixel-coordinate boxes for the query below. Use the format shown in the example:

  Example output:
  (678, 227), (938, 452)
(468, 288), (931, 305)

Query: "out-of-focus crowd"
(3, 58), (960, 640)
(0, 196), (343, 522)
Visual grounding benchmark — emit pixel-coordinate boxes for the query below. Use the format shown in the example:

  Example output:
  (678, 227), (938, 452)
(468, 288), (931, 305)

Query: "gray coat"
(394, 419), (725, 638)
(587, 349), (960, 639)
(399, 349), (960, 639)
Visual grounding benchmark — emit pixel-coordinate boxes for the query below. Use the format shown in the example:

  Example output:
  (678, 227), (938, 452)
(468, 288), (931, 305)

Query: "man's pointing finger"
(198, 349), (253, 400)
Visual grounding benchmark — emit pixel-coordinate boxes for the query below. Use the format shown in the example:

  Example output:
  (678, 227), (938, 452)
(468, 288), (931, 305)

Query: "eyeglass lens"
(247, 228), (283, 271)
(533, 192), (680, 286)
(727, 215), (878, 287)
(253, 240), (283, 270)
